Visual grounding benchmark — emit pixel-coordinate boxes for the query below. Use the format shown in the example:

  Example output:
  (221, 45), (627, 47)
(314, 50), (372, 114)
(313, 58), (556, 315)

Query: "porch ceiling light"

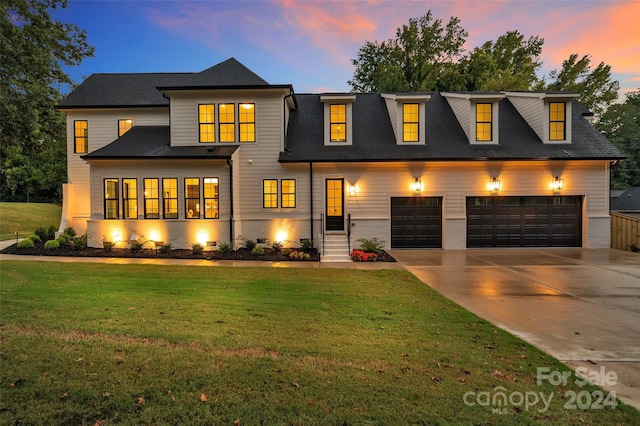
(553, 176), (565, 192)
(489, 177), (501, 192)
(413, 177), (421, 193)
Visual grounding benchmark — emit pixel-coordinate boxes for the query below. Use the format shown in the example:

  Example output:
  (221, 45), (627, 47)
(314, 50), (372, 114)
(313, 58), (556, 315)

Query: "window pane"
(476, 103), (492, 141)
(118, 119), (133, 137)
(239, 103), (255, 143)
(104, 179), (118, 219)
(162, 178), (178, 219)
(219, 104), (235, 142)
(263, 179), (278, 208)
(403, 104), (419, 142)
(549, 102), (566, 141)
(144, 178), (159, 219)
(281, 179), (295, 208)
(122, 178), (137, 219)
(74, 121), (88, 153)
(330, 104), (346, 142)
(185, 178), (200, 219)
(198, 104), (215, 143)
(203, 177), (219, 219)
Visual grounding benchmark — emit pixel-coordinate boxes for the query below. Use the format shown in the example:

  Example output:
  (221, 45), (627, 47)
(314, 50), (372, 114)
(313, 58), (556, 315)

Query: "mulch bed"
(1, 243), (396, 262)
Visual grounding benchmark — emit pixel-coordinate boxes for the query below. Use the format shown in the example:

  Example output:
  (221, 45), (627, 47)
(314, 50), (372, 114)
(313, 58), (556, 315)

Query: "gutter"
(309, 162), (314, 244)
(227, 158), (234, 246)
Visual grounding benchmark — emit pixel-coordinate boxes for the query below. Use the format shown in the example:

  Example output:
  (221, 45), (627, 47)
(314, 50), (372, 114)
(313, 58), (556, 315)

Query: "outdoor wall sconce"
(552, 176), (565, 192)
(489, 177), (501, 192)
(348, 181), (357, 196)
(413, 177), (422, 193)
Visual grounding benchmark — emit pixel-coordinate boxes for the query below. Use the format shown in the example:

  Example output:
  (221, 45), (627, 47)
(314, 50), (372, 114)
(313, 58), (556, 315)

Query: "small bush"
(158, 243), (172, 254)
(56, 234), (71, 246)
(17, 239), (35, 249)
(358, 237), (385, 255)
(74, 234), (87, 250)
(103, 241), (114, 252)
(252, 245), (265, 255)
(35, 225), (57, 241)
(218, 241), (233, 255)
(270, 240), (284, 251)
(191, 243), (204, 255)
(63, 227), (76, 238)
(289, 250), (311, 261)
(350, 249), (379, 262)
(129, 241), (143, 253)
(300, 239), (313, 250)
(44, 240), (60, 250)
(282, 248), (292, 257)
(28, 234), (41, 244)
(242, 237), (256, 250)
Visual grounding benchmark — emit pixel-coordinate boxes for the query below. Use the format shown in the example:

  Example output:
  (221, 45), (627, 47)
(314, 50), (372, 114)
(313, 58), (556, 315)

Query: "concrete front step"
(321, 234), (352, 262)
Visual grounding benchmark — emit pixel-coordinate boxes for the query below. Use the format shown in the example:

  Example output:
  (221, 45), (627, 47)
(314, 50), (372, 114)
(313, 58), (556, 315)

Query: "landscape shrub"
(282, 248), (292, 257)
(241, 237), (256, 250)
(129, 241), (143, 253)
(350, 249), (379, 262)
(44, 240), (60, 250)
(17, 239), (35, 249)
(34, 225), (57, 241)
(103, 241), (114, 252)
(300, 239), (313, 250)
(191, 243), (204, 255)
(218, 241), (233, 255)
(63, 227), (76, 238)
(74, 234), (87, 250)
(289, 250), (311, 260)
(357, 237), (385, 255)
(252, 245), (265, 255)
(159, 243), (172, 254)
(28, 234), (41, 244)
(55, 234), (71, 246)
(270, 240), (284, 251)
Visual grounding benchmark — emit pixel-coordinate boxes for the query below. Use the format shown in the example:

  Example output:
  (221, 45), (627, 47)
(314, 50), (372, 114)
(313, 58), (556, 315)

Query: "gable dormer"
(382, 93), (431, 145)
(320, 94), (356, 146)
(442, 93), (505, 144)
(504, 92), (579, 144)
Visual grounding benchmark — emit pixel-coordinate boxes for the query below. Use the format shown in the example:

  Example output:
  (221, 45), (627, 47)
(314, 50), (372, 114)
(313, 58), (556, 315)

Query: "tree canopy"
(1, 0), (94, 202)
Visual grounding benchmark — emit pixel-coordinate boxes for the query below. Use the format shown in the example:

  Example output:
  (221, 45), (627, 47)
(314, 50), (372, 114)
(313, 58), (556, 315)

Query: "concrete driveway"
(388, 248), (640, 411)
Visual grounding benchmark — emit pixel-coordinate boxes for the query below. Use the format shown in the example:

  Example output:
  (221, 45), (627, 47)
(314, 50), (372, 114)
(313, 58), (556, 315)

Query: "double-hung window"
(549, 102), (566, 141)
(476, 103), (492, 141)
(74, 120), (88, 154)
(203, 178), (219, 219)
(263, 179), (296, 208)
(403, 103), (419, 142)
(199, 104), (215, 143)
(330, 104), (346, 142)
(263, 179), (278, 208)
(104, 179), (119, 219)
(122, 178), (137, 219)
(281, 179), (296, 208)
(185, 178), (200, 219)
(162, 178), (178, 219)
(239, 103), (255, 142)
(144, 178), (159, 219)
(219, 103), (235, 142)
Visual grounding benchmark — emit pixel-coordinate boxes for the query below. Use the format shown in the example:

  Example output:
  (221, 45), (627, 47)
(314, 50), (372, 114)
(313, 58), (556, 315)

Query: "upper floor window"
(549, 102), (566, 141)
(118, 119), (133, 137)
(203, 177), (219, 219)
(185, 178), (200, 219)
(476, 103), (493, 142)
(330, 104), (346, 142)
(219, 103), (235, 143)
(403, 103), (419, 142)
(104, 179), (119, 219)
(263, 179), (278, 208)
(199, 104), (215, 143)
(239, 103), (255, 142)
(122, 178), (137, 219)
(162, 178), (178, 219)
(281, 179), (296, 208)
(143, 178), (159, 219)
(74, 120), (88, 154)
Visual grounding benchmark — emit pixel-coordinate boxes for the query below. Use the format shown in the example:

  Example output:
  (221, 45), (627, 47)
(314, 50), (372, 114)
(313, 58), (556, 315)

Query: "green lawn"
(1, 261), (637, 425)
(0, 202), (62, 241)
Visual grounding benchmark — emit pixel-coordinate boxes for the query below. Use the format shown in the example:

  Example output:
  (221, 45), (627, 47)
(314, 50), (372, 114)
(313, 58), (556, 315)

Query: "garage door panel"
(391, 197), (442, 248)
(467, 196), (581, 248)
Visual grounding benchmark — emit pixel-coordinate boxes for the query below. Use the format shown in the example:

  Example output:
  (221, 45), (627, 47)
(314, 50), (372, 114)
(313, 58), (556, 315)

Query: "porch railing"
(347, 213), (351, 254)
(320, 213), (325, 256)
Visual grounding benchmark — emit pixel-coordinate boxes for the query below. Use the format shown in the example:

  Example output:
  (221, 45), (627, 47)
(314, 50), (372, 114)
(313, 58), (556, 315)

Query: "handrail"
(320, 213), (325, 256)
(347, 213), (351, 254)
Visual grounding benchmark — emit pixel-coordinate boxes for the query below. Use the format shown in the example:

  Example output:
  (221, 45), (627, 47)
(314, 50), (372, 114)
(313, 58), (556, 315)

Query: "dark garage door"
(467, 196), (582, 248)
(391, 197), (442, 248)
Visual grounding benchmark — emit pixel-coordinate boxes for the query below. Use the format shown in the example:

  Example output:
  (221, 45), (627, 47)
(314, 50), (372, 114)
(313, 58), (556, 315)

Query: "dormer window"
(475, 103), (492, 141)
(118, 119), (133, 136)
(382, 94), (430, 145)
(403, 103), (419, 142)
(549, 102), (566, 141)
(330, 104), (347, 142)
(321, 94), (356, 146)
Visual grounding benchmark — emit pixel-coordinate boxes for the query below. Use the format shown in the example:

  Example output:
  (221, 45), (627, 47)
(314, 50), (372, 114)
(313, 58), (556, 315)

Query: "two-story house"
(57, 58), (623, 260)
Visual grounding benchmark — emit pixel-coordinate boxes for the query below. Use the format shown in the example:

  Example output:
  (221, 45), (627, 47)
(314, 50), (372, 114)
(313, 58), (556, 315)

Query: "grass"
(1, 261), (638, 425)
(0, 202), (62, 241)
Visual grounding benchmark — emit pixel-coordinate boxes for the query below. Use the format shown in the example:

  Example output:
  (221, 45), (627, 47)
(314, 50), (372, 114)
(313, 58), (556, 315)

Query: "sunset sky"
(53, 0), (639, 97)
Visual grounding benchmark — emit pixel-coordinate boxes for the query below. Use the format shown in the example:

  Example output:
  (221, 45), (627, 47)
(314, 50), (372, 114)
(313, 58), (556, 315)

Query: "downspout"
(227, 158), (234, 246)
(309, 162), (314, 244)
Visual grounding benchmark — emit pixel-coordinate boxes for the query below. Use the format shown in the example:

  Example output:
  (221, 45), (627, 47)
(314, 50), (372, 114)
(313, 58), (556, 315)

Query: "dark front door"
(326, 178), (344, 231)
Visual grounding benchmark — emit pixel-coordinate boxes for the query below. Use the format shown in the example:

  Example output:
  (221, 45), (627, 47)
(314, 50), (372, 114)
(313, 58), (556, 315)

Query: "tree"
(461, 30), (544, 91)
(598, 88), (640, 189)
(538, 54), (620, 118)
(349, 11), (468, 92)
(0, 0), (94, 202)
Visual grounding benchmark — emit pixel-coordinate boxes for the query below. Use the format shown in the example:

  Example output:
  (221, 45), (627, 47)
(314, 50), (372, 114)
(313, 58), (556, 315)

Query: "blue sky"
(53, 0), (639, 96)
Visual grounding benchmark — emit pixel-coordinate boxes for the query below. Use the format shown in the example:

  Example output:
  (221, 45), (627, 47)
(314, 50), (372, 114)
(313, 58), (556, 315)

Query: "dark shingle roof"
(280, 93), (624, 162)
(82, 126), (238, 160)
(58, 58), (286, 109)
(610, 187), (640, 212)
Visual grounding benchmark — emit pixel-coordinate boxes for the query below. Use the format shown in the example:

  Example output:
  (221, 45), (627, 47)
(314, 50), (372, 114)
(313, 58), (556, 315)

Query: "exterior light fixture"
(552, 176), (564, 192)
(489, 177), (501, 192)
(413, 177), (421, 193)
(348, 181), (357, 196)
